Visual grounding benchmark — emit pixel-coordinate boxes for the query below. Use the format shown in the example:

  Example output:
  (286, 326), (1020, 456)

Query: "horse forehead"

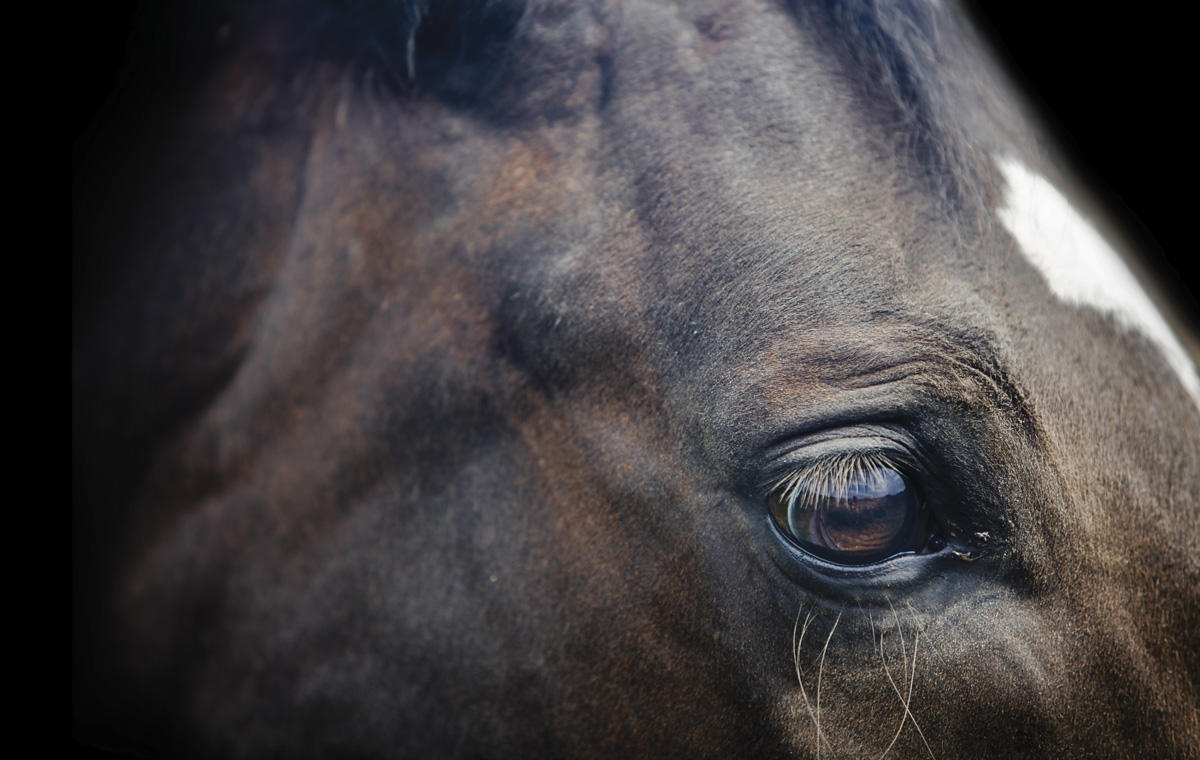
(994, 156), (1200, 407)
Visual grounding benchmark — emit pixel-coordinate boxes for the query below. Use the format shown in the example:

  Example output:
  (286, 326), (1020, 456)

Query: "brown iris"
(768, 454), (925, 564)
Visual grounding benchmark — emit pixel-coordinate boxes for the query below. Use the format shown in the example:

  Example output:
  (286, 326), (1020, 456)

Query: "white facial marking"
(995, 155), (1200, 407)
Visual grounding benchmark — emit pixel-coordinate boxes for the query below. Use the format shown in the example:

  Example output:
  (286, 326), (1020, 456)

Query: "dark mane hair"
(302, 0), (532, 101)
(114, 0), (993, 212)
(794, 0), (986, 210)
(322, 0), (992, 208)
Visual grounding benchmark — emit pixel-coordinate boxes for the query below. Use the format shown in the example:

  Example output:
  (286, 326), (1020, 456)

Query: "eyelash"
(768, 450), (912, 512)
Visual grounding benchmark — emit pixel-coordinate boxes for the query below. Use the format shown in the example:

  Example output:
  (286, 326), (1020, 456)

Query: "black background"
(73, 2), (1195, 323)
(965, 3), (1196, 326)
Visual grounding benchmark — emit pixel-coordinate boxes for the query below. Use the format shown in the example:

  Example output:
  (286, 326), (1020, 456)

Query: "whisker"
(794, 607), (822, 752)
(877, 602), (937, 760)
(877, 626), (907, 760)
(907, 633), (937, 760)
(888, 598), (908, 678)
(792, 605), (804, 684)
(815, 611), (841, 760)
(904, 605), (937, 760)
(877, 599), (913, 760)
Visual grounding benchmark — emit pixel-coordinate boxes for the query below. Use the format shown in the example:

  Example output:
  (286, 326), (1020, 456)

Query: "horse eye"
(768, 460), (930, 565)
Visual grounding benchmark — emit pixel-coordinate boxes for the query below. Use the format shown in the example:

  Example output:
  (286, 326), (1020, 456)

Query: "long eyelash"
(771, 451), (905, 513)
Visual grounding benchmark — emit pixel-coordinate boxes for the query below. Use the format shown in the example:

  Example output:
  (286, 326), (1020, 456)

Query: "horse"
(73, 1), (1199, 757)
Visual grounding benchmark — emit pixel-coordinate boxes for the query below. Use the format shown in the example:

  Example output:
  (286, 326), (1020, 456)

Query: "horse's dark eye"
(768, 455), (929, 565)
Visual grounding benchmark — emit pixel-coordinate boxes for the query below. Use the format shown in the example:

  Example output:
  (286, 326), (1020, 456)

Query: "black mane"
(797, 0), (987, 209)
(305, 0), (530, 100)
(329, 0), (989, 205)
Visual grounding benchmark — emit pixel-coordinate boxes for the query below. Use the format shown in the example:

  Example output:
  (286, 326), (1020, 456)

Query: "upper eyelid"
(759, 422), (921, 460)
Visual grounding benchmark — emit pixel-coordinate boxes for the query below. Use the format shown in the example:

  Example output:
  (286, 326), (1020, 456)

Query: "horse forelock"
(235, 0), (996, 208)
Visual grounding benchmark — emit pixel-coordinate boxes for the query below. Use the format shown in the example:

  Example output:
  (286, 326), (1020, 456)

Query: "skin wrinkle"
(74, 1), (1199, 758)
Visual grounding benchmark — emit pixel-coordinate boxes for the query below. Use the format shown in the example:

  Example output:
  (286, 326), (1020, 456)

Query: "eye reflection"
(768, 452), (928, 564)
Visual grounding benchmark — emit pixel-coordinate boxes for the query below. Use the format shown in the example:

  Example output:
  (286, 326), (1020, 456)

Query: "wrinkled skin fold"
(74, 1), (1200, 757)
